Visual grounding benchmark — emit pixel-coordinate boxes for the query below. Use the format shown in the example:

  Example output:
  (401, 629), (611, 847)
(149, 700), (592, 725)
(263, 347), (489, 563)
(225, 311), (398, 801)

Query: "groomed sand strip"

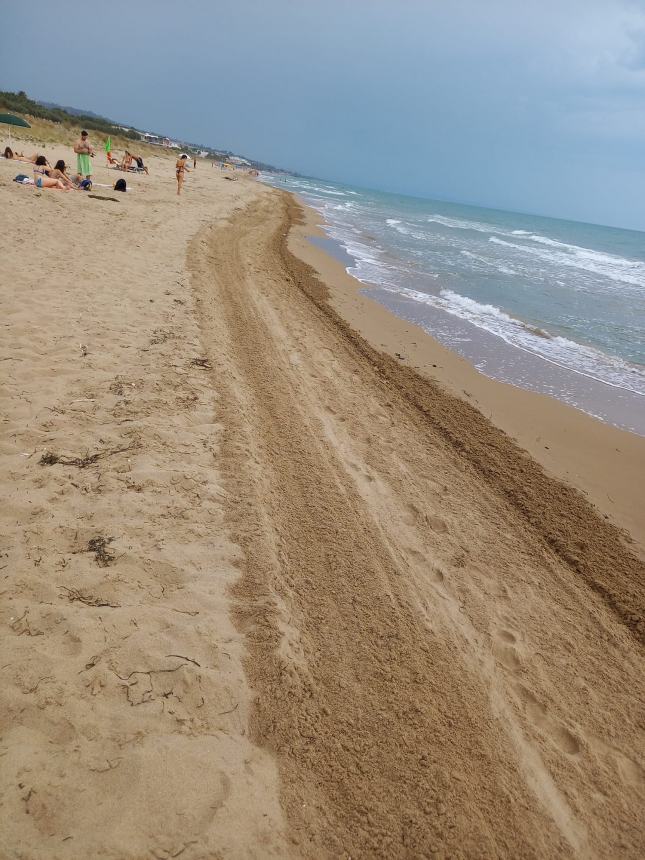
(1, 156), (644, 858)
(190, 191), (644, 858)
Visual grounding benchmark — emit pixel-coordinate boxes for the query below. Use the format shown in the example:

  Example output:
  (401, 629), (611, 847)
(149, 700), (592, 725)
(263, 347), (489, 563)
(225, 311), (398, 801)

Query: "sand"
(289, 209), (645, 555)
(1, 141), (644, 858)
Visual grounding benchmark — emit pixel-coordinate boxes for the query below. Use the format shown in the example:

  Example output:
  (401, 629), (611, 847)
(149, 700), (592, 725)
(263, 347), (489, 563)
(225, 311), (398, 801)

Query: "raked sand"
(1, 144), (644, 858)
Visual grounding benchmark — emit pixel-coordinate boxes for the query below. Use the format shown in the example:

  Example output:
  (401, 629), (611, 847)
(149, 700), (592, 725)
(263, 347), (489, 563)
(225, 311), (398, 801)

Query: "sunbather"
(49, 160), (77, 189)
(130, 153), (149, 174)
(106, 150), (120, 167)
(33, 155), (67, 190)
(121, 150), (133, 172)
(4, 146), (38, 162)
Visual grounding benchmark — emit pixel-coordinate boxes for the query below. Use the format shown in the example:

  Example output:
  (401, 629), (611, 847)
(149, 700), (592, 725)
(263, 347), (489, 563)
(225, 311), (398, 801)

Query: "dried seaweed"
(86, 536), (116, 567)
(38, 444), (137, 468)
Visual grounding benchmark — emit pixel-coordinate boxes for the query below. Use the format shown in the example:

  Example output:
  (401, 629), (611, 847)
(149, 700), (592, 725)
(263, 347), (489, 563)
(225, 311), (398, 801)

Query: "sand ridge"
(189, 191), (644, 857)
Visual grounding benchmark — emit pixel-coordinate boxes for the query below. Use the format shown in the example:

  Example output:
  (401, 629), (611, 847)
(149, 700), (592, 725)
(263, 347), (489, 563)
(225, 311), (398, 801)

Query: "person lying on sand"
(33, 155), (68, 190)
(106, 150), (120, 167)
(4, 146), (40, 163)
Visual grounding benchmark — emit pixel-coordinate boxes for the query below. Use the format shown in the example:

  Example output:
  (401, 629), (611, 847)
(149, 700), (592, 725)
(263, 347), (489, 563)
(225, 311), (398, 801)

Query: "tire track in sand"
(188, 191), (644, 858)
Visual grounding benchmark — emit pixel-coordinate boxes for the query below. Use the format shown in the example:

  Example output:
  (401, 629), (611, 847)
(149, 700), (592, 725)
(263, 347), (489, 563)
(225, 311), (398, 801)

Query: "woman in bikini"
(48, 160), (77, 189)
(175, 154), (190, 195)
(33, 155), (67, 190)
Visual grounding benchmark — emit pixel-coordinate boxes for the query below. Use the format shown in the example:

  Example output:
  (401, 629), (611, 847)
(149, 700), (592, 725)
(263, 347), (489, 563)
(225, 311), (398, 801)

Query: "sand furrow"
(189, 193), (644, 858)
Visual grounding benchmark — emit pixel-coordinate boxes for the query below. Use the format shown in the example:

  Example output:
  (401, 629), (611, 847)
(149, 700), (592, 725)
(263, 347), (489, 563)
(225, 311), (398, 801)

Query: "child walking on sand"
(175, 154), (190, 195)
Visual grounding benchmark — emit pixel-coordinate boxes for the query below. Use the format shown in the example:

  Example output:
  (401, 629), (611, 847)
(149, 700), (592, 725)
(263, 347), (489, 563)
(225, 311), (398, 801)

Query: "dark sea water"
(262, 174), (645, 434)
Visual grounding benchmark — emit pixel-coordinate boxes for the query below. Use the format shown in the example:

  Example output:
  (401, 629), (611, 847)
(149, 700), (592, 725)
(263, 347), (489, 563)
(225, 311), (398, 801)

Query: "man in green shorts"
(74, 130), (95, 180)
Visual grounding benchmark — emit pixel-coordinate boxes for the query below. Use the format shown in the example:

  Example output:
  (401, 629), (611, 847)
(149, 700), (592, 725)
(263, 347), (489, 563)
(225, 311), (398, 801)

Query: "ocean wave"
(489, 237), (645, 289)
(461, 250), (518, 276)
(386, 287), (645, 395)
(327, 201), (358, 212)
(426, 214), (503, 234)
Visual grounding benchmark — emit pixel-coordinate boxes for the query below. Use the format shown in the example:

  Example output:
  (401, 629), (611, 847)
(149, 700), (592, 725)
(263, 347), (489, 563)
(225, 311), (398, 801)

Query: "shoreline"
(267, 179), (645, 438)
(286, 197), (645, 553)
(189, 190), (644, 855)
(3, 143), (644, 856)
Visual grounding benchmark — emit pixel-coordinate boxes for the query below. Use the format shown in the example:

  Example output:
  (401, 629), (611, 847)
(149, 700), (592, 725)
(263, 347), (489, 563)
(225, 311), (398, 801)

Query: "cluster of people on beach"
(4, 128), (259, 197)
(3, 129), (151, 192)
(5, 146), (90, 191)
(107, 147), (149, 174)
(5, 130), (97, 191)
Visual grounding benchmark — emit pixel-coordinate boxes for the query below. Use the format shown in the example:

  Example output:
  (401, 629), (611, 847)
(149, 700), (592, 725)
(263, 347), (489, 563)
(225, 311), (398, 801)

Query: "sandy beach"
(1, 140), (644, 858)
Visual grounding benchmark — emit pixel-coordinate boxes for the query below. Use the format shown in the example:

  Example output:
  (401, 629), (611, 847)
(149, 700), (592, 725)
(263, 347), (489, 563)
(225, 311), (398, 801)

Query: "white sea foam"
(429, 218), (645, 289)
(461, 250), (518, 276)
(385, 287), (645, 395)
(426, 214), (502, 234)
(261, 171), (645, 409)
(489, 237), (645, 289)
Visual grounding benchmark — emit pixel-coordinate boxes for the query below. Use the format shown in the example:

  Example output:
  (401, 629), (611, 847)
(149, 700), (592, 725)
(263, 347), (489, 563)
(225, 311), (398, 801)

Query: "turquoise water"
(263, 174), (645, 433)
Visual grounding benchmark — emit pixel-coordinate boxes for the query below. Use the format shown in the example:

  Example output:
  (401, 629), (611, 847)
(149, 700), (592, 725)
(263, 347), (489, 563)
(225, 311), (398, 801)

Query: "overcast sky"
(2, 0), (644, 230)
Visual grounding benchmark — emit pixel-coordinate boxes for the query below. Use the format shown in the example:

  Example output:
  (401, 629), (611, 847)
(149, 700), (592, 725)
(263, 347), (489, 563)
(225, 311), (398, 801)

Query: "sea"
(262, 174), (645, 435)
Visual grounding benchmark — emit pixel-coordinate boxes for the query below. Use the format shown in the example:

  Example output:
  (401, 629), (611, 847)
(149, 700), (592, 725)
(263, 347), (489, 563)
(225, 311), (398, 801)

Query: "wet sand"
(290, 207), (645, 554)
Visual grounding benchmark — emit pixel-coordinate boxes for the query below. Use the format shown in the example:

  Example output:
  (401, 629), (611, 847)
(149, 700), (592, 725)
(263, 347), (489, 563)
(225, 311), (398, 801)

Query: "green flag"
(104, 136), (112, 153)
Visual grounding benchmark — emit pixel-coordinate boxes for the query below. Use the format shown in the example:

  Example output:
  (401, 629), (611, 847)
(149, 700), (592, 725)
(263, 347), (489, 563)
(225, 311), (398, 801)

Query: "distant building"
(230, 156), (250, 166)
(140, 132), (164, 145)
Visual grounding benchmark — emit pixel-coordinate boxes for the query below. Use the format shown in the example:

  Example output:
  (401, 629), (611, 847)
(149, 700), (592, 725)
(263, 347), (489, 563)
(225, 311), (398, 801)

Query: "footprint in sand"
(402, 503), (449, 535)
(589, 736), (644, 789)
(315, 347), (339, 370)
(492, 627), (523, 674)
(516, 684), (582, 755)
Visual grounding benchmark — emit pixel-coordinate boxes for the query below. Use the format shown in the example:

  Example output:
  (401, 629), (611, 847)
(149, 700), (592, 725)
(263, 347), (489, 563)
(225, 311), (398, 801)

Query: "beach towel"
(77, 153), (92, 176)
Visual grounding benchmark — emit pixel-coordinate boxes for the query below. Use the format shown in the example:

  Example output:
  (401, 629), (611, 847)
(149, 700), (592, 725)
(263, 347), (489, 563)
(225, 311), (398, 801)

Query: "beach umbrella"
(0, 113), (31, 143)
(105, 136), (112, 153)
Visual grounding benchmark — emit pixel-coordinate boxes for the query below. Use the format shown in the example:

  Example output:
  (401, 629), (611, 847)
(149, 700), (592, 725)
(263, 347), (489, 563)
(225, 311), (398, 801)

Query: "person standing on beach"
(74, 130), (94, 181)
(175, 154), (190, 195)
